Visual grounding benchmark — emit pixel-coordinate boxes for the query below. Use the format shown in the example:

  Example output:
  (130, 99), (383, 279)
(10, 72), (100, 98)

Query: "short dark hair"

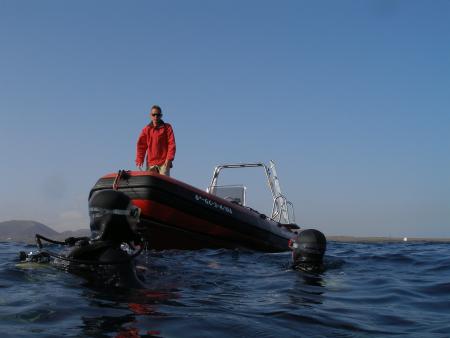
(151, 105), (162, 114)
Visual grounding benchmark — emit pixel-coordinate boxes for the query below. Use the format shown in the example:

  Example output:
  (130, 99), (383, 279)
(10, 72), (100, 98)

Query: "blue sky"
(1, 1), (449, 237)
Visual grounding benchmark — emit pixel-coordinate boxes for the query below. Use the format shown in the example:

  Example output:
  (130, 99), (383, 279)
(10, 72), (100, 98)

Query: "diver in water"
(22, 189), (146, 288)
(289, 229), (327, 272)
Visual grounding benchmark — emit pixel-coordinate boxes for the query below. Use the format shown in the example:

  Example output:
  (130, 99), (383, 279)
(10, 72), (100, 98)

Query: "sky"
(0, 0), (449, 237)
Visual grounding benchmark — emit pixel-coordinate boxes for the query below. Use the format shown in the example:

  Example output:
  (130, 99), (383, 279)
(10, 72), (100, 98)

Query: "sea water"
(0, 241), (449, 337)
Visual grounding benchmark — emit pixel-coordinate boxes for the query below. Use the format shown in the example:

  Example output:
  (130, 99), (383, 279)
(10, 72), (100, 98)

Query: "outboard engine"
(289, 229), (326, 271)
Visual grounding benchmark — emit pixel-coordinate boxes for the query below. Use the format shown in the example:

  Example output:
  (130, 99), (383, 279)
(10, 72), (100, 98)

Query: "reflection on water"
(288, 272), (325, 307)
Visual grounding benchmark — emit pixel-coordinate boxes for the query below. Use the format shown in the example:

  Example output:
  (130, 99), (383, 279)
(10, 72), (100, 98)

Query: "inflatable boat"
(89, 161), (326, 254)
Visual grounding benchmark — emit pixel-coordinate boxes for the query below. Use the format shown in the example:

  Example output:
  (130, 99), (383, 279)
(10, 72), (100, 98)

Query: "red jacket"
(136, 121), (176, 167)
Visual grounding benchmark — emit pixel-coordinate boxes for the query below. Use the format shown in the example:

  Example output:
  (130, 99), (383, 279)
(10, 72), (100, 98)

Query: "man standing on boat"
(135, 105), (176, 176)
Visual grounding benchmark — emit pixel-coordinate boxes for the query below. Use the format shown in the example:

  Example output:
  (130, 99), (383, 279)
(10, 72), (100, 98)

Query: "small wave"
(415, 282), (450, 296)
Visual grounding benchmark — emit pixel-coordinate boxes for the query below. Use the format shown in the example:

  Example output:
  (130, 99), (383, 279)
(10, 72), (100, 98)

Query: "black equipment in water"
(20, 189), (145, 288)
(289, 229), (327, 271)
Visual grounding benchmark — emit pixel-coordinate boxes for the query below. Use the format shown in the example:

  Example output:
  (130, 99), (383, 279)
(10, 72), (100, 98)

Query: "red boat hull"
(89, 171), (298, 252)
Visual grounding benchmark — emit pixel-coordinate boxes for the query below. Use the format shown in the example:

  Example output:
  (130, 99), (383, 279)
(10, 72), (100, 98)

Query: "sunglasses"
(151, 113), (162, 117)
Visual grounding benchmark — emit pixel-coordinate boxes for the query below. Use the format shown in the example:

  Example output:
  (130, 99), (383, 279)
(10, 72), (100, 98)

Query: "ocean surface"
(1, 240), (449, 338)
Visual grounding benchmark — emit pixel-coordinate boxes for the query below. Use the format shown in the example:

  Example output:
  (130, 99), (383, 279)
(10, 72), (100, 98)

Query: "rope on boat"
(112, 169), (130, 190)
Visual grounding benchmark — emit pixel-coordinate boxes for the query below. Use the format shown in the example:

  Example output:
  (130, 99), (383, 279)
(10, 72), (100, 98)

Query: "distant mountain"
(0, 220), (89, 243)
(59, 228), (91, 238)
